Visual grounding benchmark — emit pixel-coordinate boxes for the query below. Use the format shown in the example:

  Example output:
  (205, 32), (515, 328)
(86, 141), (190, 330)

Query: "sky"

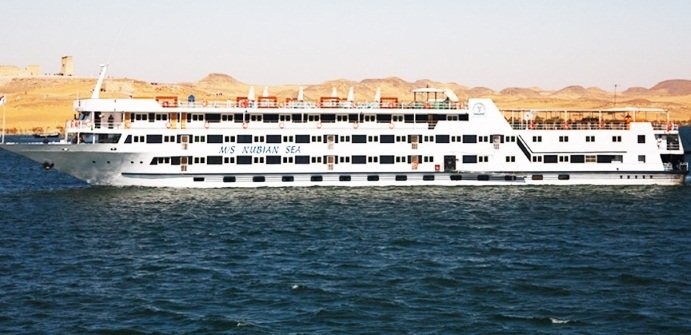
(2, 0), (691, 90)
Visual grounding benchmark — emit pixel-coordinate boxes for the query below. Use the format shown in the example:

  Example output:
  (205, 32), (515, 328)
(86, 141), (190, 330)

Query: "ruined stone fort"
(0, 56), (73, 77)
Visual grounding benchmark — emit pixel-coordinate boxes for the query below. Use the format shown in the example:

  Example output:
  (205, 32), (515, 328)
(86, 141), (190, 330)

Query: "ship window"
(193, 177), (204, 182)
(532, 156), (543, 162)
(395, 175), (407, 181)
(253, 136), (265, 143)
(352, 155), (366, 164)
(612, 136), (622, 142)
(450, 174), (463, 181)
(532, 136), (542, 142)
(282, 157), (294, 164)
(638, 135), (645, 143)
(266, 135), (281, 143)
(237, 135), (252, 143)
(253, 157), (265, 164)
(559, 155), (569, 162)
(367, 175), (379, 181)
(207, 156), (222, 165)
(477, 175), (490, 181)
(505, 175), (517, 181)
(352, 135), (366, 143)
(207, 134), (223, 143)
(586, 135), (595, 142)
(544, 155), (558, 163)
(380, 155), (395, 164)
(194, 157), (206, 164)
(478, 156), (488, 163)
(224, 135), (236, 142)
(223, 176), (236, 183)
(124, 135), (132, 143)
(279, 114), (291, 122)
(266, 156), (281, 164)
(339, 175), (351, 182)
(367, 156), (379, 163)
(638, 155), (646, 163)
(295, 155), (310, 164)
(462, 135), (477, 143)
(559, 136), (569, 142)
(423, 175), (435, 181)
(221, 114), (234, 122)
(506, 156), (516, 162)
(311, 175), (323, 182)
(380, 135), (394, 143)
(571, 155), (585, 163)
(368, 135), (379, 142)
(436, 135), (450, 143)
(311, 156), (322, 163)
(250, 115), (263, 122)
(585, 155), (597, 163)
(223, 157), (235, 164)
(339, 135), (351, 142)
(253, 176), (265, 182)
(171, 156), (181, 165)
(282, 176), (294, 182)
(193, 135), (206, 143)
(205, 113), (221, 123)
(237, 156), (252, 164)
(296, 135), (310, 143)
(146, 134), (163, 143)
(558, 174), (570, 180)
(462, 155), (477, 164)
(532, 175), (543, 180)
(451, 135), (462, 142)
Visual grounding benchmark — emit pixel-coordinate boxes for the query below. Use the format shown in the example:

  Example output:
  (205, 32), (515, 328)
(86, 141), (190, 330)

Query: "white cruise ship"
(1, 67), (688, 187)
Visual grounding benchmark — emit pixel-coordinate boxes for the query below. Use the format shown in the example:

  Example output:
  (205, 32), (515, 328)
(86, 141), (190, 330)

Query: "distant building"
(0, 64), (42, 77)
(60, 56), (73, 76)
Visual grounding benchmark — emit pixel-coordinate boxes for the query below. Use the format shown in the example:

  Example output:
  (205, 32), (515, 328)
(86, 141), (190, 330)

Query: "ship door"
(444, 155), (456, 172)
(181, 156), (188, 172)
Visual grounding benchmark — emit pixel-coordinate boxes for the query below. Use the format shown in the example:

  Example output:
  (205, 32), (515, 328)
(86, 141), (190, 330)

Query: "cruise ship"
(1, 66), (688, 187)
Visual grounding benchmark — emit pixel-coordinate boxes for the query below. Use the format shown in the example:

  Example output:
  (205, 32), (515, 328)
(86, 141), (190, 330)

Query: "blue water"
(1, 136), (691, 334)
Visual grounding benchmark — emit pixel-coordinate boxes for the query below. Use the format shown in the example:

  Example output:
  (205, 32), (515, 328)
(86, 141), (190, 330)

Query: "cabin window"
(367, 156), (379, 163)
(532, 175), (543, 180)
(532, 156), (543, 162)
(205, 113), (221, 123)
(193, 177), (204, 182)
(311, 175), (323, 182)
(237, 135), (252, 143)
(586, 135), (595, 142)
(352, 135), (366, 143)
(367, 175), (379, 181)
(237, 156), (252, 164)
(544, 155), (558, 163)
(435, 135), (449, 143)
(380, 135), (394, 143)
(506, 156), (516, 162)
(266, 156), (281, 164)
(282, 135), (294, 142)
(146, 135), (163, 144)
(559, 136), (569, 142)
(368, 135), (379, 142)
(282, 176), (294, 182)
(223, 157), (235, 164)
(266, 135), (281, 143)
(207, 135), (223, 143)
(638, 155), (646, 163)
(253, 176), (265, 182)
(380, 155), (395, 164)
(462, 155), (477, 164)
(558, 174), (570, 180)
(339, 175), (351, 182)
(532, 136), (542, 142)
(612, 136), (622, 142)
(223, 176), (236, 183)
(559, 155), (569, 162)
(207, 156), (223, 165)
(221, 114), (234, 122)
(395, 175), (407, 181)
(571, 155), (585, 163)
(352, 155), (366, 164)
(463, 135), (477, 143)
(253, 157), (265, 164)
(638, 135), (645, 143)
(224, 135), (236, 143)
(423, 175), (435, 181)
(296, 155), (310, 164)
(296, 135), (310, 143)
(585, 155), (597, 163)
(311, 156), (322, 163)
(282, 157), (294, 164)
(450, 175), (463, 181)
(194, 157), (206, 164)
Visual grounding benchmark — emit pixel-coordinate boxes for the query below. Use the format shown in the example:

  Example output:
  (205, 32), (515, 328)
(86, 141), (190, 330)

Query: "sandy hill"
(1, 74), (691, 133)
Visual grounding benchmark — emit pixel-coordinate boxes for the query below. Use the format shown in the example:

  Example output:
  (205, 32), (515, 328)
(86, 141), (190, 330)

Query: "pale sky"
(3, 0), (690, 90)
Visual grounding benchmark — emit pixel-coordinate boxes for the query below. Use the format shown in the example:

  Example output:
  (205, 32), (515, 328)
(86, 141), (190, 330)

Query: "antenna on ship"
(613, 83), (618, 107)
(91, 64), (108, 99)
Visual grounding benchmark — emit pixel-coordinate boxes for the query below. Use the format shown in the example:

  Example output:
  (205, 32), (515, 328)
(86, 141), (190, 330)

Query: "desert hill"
(1, 74), (690, 133)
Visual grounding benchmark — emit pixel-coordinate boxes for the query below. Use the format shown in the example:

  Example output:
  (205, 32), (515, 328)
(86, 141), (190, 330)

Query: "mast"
(91, 64), (108, 99)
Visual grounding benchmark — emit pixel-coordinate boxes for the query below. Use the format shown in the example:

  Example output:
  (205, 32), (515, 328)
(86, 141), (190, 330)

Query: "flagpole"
(1, 97), (6, 144)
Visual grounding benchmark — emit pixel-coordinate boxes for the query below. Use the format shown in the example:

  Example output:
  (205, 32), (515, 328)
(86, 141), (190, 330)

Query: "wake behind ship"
(1, 66), (687, 187)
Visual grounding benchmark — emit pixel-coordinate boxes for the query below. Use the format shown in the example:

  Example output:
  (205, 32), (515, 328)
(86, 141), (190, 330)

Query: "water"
(1, 137), (691, 334)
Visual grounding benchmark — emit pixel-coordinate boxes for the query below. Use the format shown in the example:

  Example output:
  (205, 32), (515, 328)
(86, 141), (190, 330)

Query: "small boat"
(32, 132), (60, 138)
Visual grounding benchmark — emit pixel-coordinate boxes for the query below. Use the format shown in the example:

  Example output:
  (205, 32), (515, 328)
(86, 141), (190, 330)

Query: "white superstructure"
(1, 71), (687, 187)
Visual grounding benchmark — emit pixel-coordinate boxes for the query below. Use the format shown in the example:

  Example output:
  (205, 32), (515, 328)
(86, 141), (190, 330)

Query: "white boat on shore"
(1, 66), (687, 187)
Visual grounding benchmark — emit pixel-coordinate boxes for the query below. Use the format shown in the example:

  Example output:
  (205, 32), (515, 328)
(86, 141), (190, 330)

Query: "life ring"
(162, 101), (169, 108)
(424, 103), (431, 109)
(667, 122), (672, 131)
(124, 120), (131, 128)
(563, 121), (570, 129)
(204, 121), (209, 129)
(528, 120), (535, 129)
(202, 100), (208, 107)
(316, 122), (322, 129)
(242, 121), (248, 129)
(598, 120), (604, 129)
(412, 162), (418, 169)
(166, 122), (171, 129)
(279, 122), (285, 129)
(353, 121), (359, 129)
(389, 122), (394, 129)
(240, 100), (248, 108)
